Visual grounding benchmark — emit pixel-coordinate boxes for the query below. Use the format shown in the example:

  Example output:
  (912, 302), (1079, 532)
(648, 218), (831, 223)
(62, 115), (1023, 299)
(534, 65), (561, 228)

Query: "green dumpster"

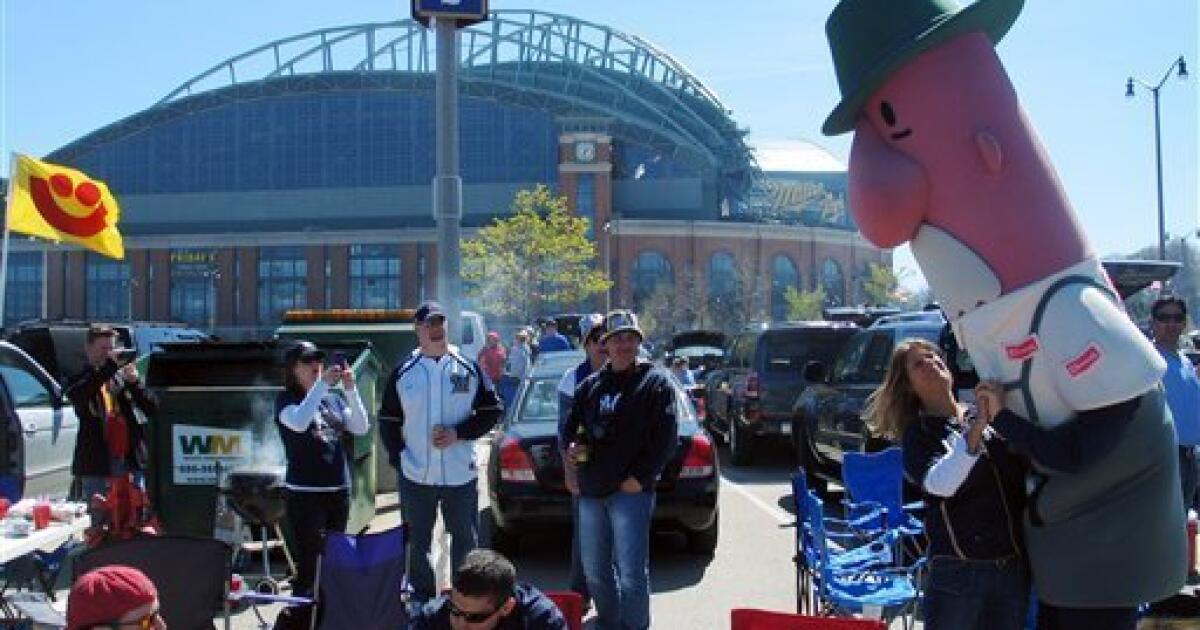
(144, 341), (381, 537)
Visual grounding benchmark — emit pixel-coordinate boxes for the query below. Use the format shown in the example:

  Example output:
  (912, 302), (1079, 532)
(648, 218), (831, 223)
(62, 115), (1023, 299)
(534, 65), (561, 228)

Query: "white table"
(0, 517), (90, 565)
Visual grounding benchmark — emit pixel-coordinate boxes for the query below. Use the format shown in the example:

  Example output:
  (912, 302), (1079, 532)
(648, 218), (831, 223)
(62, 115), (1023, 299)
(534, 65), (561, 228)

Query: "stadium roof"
(52, 10), (758, 203)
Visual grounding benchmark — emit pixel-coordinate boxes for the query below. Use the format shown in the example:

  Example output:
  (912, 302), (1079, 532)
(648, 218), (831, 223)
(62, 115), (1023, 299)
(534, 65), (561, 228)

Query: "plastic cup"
(32, 502), (51, 530)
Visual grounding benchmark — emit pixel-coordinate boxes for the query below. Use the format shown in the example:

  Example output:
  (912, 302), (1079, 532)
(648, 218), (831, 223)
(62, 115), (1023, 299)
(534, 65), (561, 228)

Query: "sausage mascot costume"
(822, 0), (1186, 617)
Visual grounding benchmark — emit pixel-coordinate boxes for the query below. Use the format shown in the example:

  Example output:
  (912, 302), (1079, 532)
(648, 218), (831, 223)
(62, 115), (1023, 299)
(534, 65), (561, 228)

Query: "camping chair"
(544, 591), (584, 630)
(790, 471), (894, 615)
(803, 491), (922, 629)
(237, 524), (408, 630)
(731, 608), (886, 629)
(73, 535), (232, 630)
(841, 448), (924, 560)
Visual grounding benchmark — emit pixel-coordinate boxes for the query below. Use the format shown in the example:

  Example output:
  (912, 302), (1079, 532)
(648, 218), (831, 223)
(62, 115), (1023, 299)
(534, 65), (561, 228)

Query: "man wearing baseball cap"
(561, 309), (677, 629)
(379, 300), (504, 605)
(67, 565), (164, 630)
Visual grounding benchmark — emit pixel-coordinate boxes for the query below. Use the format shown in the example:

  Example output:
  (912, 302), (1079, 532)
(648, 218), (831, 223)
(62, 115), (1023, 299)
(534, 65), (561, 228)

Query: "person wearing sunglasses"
(67, 565), (166, 630)
(410, 549), (567, 629)
(1150, 296), (1200, 575)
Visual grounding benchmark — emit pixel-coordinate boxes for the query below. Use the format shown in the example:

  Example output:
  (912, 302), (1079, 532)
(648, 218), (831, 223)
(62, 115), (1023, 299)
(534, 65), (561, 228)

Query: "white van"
(458, 311), (488, 362)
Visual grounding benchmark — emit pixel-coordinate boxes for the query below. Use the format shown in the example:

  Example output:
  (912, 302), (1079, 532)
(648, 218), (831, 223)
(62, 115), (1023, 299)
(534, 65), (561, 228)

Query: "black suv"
(791, 312), (945, 493)
(703, 322), (858, 466)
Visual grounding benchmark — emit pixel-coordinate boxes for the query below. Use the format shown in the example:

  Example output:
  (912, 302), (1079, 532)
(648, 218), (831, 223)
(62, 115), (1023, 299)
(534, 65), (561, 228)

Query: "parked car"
(663, 330), (727, 380)
(791, 314), (945, 494)
(0, 341), (79, 499)
(703, 322), (859, 466)
(6, 320), (210, 384)
(485, 360), (719, 555)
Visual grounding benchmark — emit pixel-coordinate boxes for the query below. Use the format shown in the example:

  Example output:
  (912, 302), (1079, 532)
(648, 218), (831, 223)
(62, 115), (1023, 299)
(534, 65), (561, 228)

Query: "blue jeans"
(570, 496), (589, 600)
(398, 475), (479, 603)
(578, 491), (655, 630)
(923, 556), (1030, 630)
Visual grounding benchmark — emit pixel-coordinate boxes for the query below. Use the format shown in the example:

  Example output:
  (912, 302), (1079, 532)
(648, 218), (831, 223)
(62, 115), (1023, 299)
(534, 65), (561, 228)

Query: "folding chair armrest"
(230, 592), (314, 607)
(902, 500), (925, 512)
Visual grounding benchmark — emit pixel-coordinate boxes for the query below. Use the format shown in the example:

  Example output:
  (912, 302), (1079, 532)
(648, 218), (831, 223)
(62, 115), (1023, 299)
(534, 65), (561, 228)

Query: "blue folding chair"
(803, 491), (922, 629)
(237, 524), (408, 630)
(791, 471), (895, 616)
(841, 448), (924, 540)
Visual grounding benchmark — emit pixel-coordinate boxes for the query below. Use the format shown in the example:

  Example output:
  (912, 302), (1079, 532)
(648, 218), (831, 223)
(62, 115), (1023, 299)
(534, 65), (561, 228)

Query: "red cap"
(67, 566), (158, 630)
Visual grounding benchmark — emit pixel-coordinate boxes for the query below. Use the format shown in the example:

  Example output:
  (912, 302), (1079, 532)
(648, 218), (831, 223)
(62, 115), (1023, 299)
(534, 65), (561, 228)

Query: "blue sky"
(2, 1), (1196, 289)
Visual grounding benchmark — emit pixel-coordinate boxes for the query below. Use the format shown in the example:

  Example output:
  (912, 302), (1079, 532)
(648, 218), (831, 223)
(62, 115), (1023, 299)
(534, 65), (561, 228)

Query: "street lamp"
(1126, 55), (1188, 260)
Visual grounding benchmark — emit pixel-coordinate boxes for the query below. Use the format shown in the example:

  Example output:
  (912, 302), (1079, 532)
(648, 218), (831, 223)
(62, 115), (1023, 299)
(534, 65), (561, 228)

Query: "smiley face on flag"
(8, 154), (125, 260)
(28, 172), (111, 238)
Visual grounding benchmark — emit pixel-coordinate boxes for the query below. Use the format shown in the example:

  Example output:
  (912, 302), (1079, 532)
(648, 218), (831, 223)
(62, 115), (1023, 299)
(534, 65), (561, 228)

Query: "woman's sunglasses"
(1155, 312), (1186, 323)
(446, 599), (501, 623)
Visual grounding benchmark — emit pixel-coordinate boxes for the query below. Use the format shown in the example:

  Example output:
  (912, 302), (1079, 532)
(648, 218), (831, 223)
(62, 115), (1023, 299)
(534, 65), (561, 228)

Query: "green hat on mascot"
(823, 0), (1025, 136)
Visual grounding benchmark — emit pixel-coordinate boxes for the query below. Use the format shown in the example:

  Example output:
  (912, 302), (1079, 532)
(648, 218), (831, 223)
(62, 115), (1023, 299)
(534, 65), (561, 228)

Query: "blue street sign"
(412, 0), (488, 25)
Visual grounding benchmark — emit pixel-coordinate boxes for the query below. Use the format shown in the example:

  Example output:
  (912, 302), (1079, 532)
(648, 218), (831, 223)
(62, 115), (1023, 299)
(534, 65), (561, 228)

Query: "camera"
(116, 348), (139, 364)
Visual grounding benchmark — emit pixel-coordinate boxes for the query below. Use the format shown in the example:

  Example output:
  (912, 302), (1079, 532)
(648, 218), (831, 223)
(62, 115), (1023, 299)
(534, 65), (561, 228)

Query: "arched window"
(821, 258), (845, 307)
(771, 256), (800, 321)
(708, 252), (737, 307)
(631, 251), (674, 308)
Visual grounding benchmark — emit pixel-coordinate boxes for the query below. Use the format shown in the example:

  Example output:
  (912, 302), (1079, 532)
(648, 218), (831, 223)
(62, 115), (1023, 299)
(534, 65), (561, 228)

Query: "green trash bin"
(143, 340), (381, 538)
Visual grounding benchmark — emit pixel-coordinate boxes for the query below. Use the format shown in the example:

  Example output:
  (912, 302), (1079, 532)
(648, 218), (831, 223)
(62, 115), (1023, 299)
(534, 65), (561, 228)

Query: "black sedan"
(485, 361), (720, 555)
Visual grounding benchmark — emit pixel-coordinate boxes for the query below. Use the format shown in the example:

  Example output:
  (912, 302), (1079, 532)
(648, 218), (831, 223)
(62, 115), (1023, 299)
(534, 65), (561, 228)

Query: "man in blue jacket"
(561, 309), (677, 630)
(410, 549), (568, 630)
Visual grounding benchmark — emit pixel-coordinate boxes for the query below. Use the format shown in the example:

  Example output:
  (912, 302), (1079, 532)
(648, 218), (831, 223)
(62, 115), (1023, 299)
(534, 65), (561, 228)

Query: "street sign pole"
(434, 16), (462, 345)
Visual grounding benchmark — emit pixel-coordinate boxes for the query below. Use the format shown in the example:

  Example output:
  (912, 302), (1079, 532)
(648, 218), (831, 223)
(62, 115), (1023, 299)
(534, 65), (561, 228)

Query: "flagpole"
(1, 153), (18, 328)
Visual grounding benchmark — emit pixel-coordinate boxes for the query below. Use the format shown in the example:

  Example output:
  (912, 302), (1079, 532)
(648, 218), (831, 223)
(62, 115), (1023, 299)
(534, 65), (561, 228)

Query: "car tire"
(484, 509), (519, 556)
(687, 509), (719, 556)
(729, 414), (754, 467)
(793, 421), (828, 499)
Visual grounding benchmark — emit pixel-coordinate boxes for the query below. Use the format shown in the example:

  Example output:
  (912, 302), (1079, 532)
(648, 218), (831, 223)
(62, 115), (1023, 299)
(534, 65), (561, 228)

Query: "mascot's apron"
(951, 256), (1185, 606)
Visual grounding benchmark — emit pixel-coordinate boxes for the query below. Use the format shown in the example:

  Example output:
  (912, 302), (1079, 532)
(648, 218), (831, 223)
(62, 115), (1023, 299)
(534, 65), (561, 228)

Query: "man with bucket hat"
(823, 0), (1185, 627)
(561, 309), (677, 630)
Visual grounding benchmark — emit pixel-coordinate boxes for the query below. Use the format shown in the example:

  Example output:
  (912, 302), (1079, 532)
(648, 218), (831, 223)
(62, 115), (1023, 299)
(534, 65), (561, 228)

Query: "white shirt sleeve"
(342, 386), (369, 436)
(278, 380), (330, 433)
(922, 431), (980, 497)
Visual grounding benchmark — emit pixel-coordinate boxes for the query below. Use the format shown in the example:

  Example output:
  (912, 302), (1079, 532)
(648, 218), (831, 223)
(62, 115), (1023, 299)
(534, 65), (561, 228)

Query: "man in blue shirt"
(537, 319), (572, 353)
(1151, 297), (1200, 540)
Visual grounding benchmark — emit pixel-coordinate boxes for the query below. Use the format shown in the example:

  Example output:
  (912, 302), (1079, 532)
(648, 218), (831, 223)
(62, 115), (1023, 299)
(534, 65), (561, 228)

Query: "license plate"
(780, 423), (792, 435)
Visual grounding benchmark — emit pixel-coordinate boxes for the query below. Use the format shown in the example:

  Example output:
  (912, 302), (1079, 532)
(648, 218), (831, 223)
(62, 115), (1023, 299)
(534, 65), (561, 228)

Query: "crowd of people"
(51, 294), (1196, 630)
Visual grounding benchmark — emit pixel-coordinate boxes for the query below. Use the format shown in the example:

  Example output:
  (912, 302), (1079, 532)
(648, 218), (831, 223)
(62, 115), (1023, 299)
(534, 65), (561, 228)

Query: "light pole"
(1126, 55), (1188, 260)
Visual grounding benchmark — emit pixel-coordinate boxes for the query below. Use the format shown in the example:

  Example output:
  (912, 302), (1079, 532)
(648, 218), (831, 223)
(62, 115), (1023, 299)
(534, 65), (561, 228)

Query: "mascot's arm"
(991, 397), (1140, 474)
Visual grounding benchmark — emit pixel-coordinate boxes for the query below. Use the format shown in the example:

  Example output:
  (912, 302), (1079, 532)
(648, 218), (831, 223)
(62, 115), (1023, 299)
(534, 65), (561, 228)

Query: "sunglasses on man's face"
(101, 610), (160, 630)
(446, 599), (501, 623)
(1155, 312), (1186, 324)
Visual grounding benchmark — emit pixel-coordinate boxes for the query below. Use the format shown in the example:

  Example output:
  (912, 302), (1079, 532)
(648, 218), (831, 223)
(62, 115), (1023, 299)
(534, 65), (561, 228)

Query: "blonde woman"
(864, 338), (1028, 630)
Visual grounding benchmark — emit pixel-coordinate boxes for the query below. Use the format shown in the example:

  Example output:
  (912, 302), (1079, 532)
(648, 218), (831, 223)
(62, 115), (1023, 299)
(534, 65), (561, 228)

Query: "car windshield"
(515, 378), (561, 424)
(764, 334), (850, 373)
(675, 346), (723, 358)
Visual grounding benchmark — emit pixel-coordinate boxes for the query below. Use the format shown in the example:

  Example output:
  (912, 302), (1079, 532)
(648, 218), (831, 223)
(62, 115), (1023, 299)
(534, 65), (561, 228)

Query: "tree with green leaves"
(860, 262), (901, 306)
(461, 185), (611, 323)
(784, 286), (826, 321)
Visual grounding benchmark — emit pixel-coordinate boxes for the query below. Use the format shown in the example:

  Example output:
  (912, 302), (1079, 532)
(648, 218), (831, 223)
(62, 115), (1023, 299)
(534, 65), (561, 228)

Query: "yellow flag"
(5, 154), (125, 260)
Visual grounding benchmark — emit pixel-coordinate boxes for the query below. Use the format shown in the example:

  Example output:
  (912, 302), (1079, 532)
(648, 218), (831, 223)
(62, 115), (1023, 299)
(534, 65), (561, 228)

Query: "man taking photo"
(67, 325), (157, 501)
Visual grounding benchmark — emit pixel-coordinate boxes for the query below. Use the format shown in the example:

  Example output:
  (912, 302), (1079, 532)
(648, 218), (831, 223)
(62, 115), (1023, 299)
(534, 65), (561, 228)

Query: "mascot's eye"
(880, 101), (898, 127)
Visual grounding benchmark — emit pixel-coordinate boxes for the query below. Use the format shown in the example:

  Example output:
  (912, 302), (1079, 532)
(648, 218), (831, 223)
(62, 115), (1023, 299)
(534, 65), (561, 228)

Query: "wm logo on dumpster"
(178, 434), (244, 455)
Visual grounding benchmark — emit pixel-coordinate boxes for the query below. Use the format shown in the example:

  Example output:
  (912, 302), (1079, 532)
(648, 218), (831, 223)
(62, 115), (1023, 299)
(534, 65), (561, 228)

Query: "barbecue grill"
(219, 468), (295, 595)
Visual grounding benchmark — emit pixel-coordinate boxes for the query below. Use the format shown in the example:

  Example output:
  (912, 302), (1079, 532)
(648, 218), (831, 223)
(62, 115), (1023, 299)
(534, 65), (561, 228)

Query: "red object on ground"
(731, 608), (887, 630)
(545, 591), (583, 630)
(85, 474), (161, 547)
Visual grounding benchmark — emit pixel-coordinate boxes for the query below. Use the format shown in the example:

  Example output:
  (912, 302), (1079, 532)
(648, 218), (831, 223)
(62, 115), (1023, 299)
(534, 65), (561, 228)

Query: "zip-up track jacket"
(378, 347), (503, 486)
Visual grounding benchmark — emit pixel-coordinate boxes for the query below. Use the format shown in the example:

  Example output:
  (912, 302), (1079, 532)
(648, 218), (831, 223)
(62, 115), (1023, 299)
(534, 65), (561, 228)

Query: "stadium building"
(4, 10), (886, 337)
